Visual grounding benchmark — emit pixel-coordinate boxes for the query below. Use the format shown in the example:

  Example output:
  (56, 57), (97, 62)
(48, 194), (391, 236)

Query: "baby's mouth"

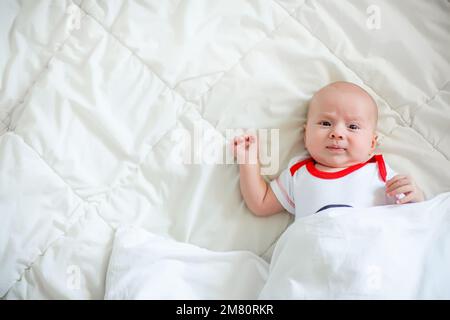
(326, 146), (346, 152)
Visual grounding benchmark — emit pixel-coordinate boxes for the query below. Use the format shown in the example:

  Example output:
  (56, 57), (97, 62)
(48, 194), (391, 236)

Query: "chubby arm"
(232, 134), (284, 217)
(239, 162), (284, 216)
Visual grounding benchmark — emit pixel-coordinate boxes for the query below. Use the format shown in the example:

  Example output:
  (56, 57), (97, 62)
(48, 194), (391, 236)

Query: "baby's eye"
(348, 124), (360, 130)
(319, 121), (331, 126)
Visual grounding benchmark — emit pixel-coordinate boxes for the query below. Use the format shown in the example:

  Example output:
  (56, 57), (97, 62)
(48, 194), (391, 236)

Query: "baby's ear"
(371, 133), (378, 149)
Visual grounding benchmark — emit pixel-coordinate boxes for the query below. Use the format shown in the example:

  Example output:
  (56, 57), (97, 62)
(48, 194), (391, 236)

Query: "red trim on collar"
(306, 159), (370, 179)
(289, 155), (385, 180)
(375, 154), (387, 182)
(290, 158), (314, 176)
(289, 155), (386, 180)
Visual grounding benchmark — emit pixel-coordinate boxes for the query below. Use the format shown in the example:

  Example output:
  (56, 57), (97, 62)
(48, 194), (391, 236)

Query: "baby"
(232, 81), (425, 217)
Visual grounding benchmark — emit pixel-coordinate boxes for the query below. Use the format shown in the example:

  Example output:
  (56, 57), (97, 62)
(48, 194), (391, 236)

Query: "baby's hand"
(385, 174), (425, 204)
(231, 134), (258, 164)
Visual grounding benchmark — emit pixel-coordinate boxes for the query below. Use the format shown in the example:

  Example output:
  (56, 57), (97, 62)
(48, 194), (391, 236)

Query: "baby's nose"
(330, 132), (344, 139)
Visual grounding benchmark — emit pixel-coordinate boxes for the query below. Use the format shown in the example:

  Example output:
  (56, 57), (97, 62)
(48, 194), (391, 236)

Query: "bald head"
(308, 81), (378, 131)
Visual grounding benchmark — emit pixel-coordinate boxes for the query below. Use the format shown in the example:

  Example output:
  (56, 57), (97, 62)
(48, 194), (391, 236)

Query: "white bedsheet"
(104, 226), (268, 300)
(260, 193), (450, 299)
(1, 0), (449, 299)
(103, 193), (450, 299)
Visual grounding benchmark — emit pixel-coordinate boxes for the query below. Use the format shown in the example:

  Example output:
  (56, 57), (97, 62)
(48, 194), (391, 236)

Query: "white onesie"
(269, 154), (397, 218)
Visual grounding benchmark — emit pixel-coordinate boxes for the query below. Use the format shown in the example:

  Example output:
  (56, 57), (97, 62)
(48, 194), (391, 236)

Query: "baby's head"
(304, 81), (378, 168)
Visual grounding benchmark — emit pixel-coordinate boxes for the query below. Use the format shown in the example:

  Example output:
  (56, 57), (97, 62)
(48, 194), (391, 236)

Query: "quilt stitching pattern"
(271, 0), (450, 163)
(390, 80), (450, 158)
(1, 200), (87, 299)
(3, 103), (193, 296)
(75, 4), (179, 102)
(2, 1), (449, 298)
(1, 3), (86, 136)
(0, 3), (156, 294)
(3, 0), (220, 292)
(189, 18), (291, 105)
(1, 131), (93, 297)
(75, 2), (291, 108)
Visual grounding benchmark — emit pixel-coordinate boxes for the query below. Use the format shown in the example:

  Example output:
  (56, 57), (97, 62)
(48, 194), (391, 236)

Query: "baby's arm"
(232, 134), (284, 216)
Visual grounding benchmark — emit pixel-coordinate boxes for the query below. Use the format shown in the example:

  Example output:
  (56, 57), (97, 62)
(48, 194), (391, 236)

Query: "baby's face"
(304, 83), (378, 168)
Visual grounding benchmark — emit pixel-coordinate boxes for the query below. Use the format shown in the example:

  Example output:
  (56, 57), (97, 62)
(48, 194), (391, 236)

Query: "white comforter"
(1, 0), (449, 299)
(260, 193), (450, 299)
(104, 193), (450, 299)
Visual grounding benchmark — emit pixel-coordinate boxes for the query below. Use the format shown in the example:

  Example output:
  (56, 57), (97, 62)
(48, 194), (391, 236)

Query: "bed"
(1, 0), (449, 299)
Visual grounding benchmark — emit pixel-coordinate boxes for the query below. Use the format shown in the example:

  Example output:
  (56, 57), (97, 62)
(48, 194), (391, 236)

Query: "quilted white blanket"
(1, 1), (449, 299)
(103, 193), (450, 299)
(260, 193), (450, 299)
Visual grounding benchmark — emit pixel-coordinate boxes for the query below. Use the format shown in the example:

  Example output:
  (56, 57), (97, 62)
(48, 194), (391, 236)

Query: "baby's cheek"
(358, 136), (373, 151)
(350, 138), (372, 159)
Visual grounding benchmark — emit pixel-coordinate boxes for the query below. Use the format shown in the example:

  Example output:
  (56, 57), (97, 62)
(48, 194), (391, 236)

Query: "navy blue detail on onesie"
(315, 204), (353, 213)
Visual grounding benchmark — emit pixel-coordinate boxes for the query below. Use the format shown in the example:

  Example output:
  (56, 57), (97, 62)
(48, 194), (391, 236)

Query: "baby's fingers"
(387, 184), (414, 197)
(231, 137), (243, 155)
(386, 174), (407, 187)
(385, 175), (401, 187)
(243, 134), (256, 146)
(233, 136), (245, 145)
(385, 175), (410, 194)
(396, 192), (415, 204)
